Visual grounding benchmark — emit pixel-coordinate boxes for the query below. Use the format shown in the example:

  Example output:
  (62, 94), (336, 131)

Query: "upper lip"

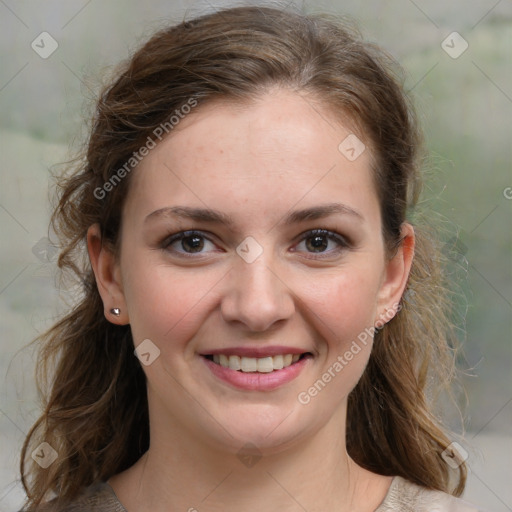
(200, 346), (311, 358)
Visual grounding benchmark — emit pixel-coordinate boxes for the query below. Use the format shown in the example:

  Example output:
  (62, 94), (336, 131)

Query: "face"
(90, 89), (412, 455)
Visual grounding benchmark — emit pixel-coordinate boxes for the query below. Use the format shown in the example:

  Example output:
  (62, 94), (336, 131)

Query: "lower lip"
(202, 356), (310, 391)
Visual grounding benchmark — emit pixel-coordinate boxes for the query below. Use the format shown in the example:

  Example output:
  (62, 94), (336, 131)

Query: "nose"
(220, 255), (296, 332)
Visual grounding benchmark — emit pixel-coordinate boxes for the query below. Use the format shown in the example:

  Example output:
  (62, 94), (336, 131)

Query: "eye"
(162, 230), (219, 256)
(293, 229), (350, 257)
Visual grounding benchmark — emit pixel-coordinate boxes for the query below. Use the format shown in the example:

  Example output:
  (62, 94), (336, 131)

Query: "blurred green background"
(1, 0), (510, 510)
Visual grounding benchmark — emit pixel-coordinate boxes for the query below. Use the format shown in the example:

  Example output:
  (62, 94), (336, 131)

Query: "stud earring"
(110, 308), (121, 316)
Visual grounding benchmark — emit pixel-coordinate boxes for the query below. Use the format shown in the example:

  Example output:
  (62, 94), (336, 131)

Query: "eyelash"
(161, 228), (351, 259)
(292, 229), (351, 258)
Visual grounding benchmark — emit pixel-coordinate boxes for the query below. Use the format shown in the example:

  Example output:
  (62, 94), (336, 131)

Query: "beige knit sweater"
(43, 476), (484, 511)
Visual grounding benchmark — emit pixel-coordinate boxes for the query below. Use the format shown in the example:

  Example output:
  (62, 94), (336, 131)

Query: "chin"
(205, 402), (317, 456)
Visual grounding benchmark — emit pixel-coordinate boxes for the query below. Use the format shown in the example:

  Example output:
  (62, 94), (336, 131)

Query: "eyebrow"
(145, 203), (363, 227)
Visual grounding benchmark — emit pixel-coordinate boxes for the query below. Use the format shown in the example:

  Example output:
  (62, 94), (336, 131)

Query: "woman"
(20, 5), (480, 511)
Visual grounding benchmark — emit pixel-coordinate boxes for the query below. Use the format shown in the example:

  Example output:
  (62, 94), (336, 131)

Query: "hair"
(20, 5), (467, 510)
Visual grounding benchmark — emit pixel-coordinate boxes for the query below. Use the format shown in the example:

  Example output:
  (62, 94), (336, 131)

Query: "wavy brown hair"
(20, 5), (467, 510)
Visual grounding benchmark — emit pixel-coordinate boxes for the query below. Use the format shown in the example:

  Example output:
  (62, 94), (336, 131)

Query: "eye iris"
(307, 235), (328, 252)
(182, 235), (204, 252)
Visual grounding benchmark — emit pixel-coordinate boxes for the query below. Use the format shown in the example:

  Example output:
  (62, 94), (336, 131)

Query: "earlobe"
(375, 223), (415, 326)
(87, 224), (129, 325)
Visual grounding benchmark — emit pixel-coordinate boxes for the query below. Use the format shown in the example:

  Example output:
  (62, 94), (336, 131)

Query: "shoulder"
(376, 476), (486, 512)
(31, 482), (126, 512)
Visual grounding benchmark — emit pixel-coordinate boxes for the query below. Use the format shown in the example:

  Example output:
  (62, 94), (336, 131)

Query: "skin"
(88, 88), (415, 512)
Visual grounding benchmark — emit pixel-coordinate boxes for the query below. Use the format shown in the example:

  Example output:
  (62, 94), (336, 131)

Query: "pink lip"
(202, 354), (311, 391)
(201, 345), (308, 358)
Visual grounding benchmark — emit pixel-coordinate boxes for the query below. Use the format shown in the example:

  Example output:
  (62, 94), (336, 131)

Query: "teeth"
(211, 354), (304, 372)
(257, 357), (274, 373)
(241, 356), (257, 372)
(273, 354), (284, 370)
(228, 355), (241, 370)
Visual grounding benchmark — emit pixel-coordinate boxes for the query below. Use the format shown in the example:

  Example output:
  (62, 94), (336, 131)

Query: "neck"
(109, 403), (391, 512)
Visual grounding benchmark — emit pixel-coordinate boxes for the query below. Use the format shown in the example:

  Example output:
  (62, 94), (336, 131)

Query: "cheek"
(301, 264), (382, 348)
(300, 271), (380, 401)
(121, 254), (224, 353)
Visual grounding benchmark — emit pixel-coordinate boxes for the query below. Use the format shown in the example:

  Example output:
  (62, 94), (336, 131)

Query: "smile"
(201, 352), (312, 391)
(206, 353), (306, 373)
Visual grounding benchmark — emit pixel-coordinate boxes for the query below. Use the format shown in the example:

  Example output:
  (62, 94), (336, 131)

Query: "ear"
(374, 223), (415, 327)
(87, 223), (129, 325)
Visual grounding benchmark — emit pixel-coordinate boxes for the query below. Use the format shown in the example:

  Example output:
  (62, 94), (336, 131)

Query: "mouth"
(202, 353), (313, 373)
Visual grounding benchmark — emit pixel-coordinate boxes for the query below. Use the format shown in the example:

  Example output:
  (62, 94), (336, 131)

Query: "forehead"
(124, 89), (380, 228)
